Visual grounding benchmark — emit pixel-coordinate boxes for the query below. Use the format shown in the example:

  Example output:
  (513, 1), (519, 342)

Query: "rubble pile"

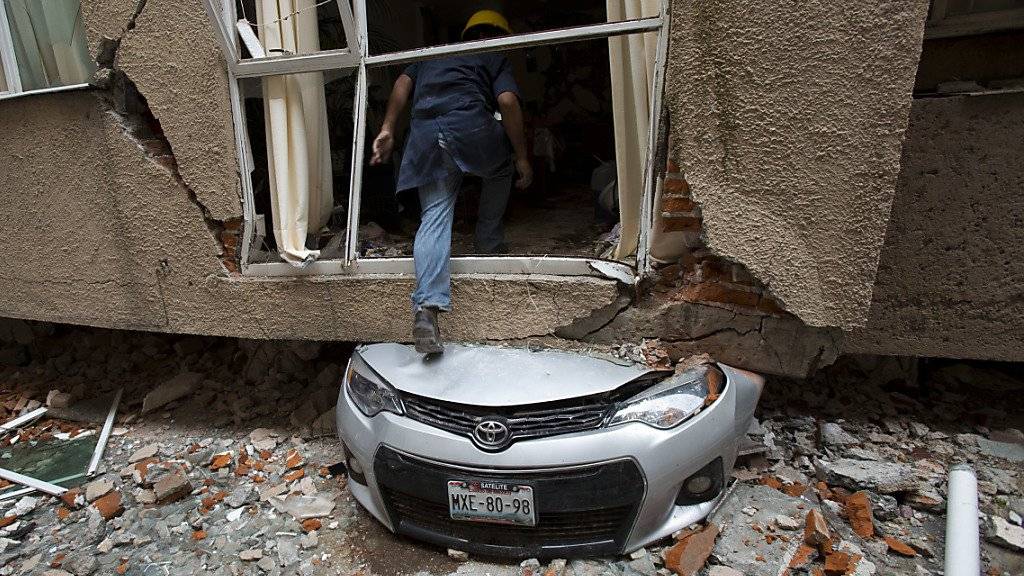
(0, 322), (1021, 575)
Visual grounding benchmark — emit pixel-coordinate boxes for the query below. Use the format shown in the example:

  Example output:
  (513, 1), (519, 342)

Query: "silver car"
(336, 343), (764, 558)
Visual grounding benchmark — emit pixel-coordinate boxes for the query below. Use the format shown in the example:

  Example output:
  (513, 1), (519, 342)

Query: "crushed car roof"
(357, 343), (660, 407)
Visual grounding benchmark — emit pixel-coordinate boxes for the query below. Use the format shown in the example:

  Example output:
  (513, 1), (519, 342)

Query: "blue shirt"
(396, 54), (521, 192)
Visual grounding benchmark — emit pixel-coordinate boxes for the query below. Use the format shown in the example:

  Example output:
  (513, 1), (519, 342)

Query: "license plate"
(447, 479), (536, 526)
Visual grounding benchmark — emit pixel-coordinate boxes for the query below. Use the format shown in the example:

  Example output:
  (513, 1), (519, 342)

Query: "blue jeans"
(411, 148), (512, 312)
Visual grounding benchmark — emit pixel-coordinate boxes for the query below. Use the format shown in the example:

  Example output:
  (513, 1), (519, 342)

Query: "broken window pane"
(365, 0), (656, 56)
(357, 37), (626, 260)
(235, 0), (354, 59)
(3, 0), (94, 91)
(0, 430), (96, 497)
(239, 71), (356, 265)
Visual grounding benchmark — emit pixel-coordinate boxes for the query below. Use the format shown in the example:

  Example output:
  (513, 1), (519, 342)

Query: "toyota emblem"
(472, 419), (511, 449)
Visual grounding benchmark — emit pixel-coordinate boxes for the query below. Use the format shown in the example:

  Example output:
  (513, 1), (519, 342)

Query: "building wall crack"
(89, 0), (241, 274)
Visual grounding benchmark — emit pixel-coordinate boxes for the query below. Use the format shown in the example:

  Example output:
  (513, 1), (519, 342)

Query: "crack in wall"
(90, 0), (241, 274)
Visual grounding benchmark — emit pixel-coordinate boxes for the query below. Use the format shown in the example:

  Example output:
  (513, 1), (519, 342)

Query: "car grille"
(374, 447), (645, 557)
(401, 393), (615, 445)
(381, 487), (633, 543)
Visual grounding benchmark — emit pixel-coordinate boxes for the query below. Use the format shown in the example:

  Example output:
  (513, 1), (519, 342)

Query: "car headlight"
(345, 358), (404, 418)
(607, 365), (720, 429)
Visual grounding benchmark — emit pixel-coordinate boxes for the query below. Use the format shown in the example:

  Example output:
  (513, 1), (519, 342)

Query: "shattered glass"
(0, 433), (96, 497)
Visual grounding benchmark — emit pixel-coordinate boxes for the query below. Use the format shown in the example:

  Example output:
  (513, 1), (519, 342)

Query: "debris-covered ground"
(0, 321), (1022, 575)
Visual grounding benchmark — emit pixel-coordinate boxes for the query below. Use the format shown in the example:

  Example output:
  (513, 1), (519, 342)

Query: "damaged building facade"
(0, 0), (1021, 377)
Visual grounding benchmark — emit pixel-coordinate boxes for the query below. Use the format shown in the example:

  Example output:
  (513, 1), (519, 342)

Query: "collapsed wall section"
(664, 0), (931, 330)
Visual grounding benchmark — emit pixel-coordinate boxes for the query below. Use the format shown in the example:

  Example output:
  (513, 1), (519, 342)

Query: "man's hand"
(370, 130), (394, 166)
(515, 157), (533, 190)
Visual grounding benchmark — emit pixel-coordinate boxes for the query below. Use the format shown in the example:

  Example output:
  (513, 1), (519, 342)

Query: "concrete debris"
(1, 328), (1023, 575)
(813, 458), (915, 494)
(152, 470), (192, 503)
(83, 478), (114, 503)
(448, 548), (469, 562)
(127, 444), (157, 464)
(976, 437), (1024, 463)
(819, 421), (860, 447)
(140, 372), (202, 414)
(985, 515), (1024, 552)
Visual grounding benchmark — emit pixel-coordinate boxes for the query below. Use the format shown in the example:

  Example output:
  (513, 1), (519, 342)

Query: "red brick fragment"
(804, 509), (833, 554)
(301, 518), (322, 532)
(92, 490), (124, 520)
(824, 551), (854, 575)
(844, 491), (874, 538)
(209, 453), (232, 470)
(788, 543), (816, 569)
(662, 523), (719, 576)
(283, 469), (305, 482)
(60, 487), (83, 509)
(884, 536), (917, 557)
(192, 530), (207, 540)
(285, 449), (304, 470)
(0, 515), (16, 528)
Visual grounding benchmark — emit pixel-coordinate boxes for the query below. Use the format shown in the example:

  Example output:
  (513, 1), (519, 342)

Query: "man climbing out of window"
(369, 9), (533, 355)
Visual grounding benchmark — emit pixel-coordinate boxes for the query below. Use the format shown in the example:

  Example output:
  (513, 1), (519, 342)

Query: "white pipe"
(945, 463), (980, 576)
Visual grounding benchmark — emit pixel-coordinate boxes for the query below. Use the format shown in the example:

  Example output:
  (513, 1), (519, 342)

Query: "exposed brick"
(674, 282), (762, 309)
(661, 216), (702, 233)
(664, 177), (690, 194)
(662, 196), (697, 213)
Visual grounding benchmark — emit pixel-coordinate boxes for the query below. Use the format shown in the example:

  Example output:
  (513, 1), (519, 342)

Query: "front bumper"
(337, 364), (763, 558)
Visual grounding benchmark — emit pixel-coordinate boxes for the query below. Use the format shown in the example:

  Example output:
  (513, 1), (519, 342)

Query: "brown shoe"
(413, 307), (444, 355)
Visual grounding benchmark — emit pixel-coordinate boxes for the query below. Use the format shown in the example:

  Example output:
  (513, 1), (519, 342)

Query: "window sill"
(242, 256), (637, 284)
(0, 83), (91, 102)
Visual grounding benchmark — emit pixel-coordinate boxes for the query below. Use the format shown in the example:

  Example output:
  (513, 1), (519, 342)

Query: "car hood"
(356, 343), (661, 407)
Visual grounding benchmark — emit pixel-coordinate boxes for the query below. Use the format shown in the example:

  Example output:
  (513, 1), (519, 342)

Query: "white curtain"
(4, 0), (93, 91)
(256, 0), (334, 265)
(607, 0), (659, 260)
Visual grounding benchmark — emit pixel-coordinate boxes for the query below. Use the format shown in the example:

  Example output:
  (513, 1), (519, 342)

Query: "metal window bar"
(203, 0), (667, 279)
(638, 0), (671, 276)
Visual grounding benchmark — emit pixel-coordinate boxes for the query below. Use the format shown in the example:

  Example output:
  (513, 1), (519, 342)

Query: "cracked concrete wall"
(0, 89), (618, 339)
(666, 0), (931, 330)
(0, 0), (619, 342)
(842, 93), (1024, 361)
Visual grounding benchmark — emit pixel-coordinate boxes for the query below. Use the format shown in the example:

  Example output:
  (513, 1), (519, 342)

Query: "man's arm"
(497, 91), (533, 190)
(370, 74), (414, 165)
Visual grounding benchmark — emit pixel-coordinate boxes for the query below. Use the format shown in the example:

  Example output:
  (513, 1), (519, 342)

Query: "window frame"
(0, 0), (92, 101)
(204, 0), (669, 283)
(926, 0), (1024, 39)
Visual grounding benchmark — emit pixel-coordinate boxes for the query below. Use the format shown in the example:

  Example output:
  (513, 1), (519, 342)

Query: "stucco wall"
(665, 0), (930, 330)
(0, 88), (619, 340)
(0, 0), (619, 342)
(843, 93), (1024, 360)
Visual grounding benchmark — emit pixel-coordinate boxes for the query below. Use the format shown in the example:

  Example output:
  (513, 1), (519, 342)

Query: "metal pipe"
(945, 463), (980, 576)
(87, 388), (123, 477)
(0, 407), (47, 433)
